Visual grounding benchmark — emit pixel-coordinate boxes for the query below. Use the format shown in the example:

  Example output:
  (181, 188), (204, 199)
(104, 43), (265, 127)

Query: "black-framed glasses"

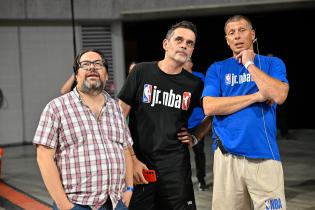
(79, 60), (106, 70)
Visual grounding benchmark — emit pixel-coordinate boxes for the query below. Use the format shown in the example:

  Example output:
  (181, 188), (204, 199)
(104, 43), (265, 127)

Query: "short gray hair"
(224, 15), (253, 34)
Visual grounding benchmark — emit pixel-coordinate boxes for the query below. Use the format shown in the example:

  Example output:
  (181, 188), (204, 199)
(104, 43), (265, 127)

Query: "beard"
(80, 78), (105, 96)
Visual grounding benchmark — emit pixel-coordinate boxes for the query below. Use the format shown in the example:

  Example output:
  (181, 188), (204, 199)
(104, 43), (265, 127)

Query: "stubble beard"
(174, 53), (188, 64)
(80, 79), (105, 96)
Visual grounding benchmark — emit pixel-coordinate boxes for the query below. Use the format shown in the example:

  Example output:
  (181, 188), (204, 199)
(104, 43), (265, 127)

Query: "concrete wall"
(0, 23), (125, 144)
(0, 0), (312, 21)
(19, 26), (74, 143)
(0, 27), (23, 145)
(0, 25), (74, 144)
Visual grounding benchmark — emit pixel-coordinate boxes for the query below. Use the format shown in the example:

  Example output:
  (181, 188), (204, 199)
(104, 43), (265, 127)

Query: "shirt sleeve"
(33, 103), (60, 148)
(202, 62), (221, 98)
(269, 57), (288, 84)
(117, 64), (140, 106)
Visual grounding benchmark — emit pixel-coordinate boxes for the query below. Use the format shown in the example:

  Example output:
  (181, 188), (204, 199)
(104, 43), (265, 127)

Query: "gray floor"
(1, 129), (315, 210)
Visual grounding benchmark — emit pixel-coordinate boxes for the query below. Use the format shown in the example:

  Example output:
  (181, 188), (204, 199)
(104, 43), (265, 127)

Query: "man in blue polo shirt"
(202, 15), (289, 210)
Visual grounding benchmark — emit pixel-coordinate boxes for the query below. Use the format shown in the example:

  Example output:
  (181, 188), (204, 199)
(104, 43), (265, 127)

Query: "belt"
(216, 138), (228, 154)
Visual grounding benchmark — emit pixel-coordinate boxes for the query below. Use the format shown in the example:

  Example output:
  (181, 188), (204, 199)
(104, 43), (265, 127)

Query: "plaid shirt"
(33, 89), (133, 210)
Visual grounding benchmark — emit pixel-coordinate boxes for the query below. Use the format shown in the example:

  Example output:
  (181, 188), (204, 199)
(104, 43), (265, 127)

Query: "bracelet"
(126, 186), (134, 192)
(244, 61), (254, 69)
(191, 135), (198, 146)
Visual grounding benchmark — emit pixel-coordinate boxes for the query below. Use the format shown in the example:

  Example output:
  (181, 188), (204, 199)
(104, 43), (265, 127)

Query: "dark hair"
(73, 49), (108, 74)
(224, 15), (253, 34)
(165, 20), (197, 40)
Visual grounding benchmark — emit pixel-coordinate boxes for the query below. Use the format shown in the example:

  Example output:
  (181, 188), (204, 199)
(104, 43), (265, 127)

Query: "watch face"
(192, 135), (198, 145)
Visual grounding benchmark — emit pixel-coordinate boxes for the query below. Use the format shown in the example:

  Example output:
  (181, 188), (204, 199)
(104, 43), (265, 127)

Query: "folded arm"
(246, 64), (289, 104)
(236, 50), (289, 104)
(203, 91), (265, 116)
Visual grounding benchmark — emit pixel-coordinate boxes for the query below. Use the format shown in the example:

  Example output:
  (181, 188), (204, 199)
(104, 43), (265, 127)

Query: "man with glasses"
(118, 21), (211, 210)
(34, 49), (134, 210)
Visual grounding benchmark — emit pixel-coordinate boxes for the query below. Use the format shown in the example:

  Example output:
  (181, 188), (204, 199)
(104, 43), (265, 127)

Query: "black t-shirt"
(118, 62), (203, 171)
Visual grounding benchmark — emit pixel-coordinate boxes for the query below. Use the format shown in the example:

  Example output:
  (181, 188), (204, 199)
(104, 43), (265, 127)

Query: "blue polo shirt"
(202, 55), (288, 160)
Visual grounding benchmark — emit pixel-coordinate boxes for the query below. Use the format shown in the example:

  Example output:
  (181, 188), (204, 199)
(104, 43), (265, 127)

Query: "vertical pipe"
(70, 0), (77, 58)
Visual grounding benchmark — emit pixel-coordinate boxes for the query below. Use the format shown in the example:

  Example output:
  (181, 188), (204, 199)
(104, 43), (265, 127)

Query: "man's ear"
(251, 29), (256, 42)
(162, 39), (168, 51)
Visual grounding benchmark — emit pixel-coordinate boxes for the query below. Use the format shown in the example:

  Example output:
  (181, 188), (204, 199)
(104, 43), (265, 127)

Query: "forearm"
(124, 147), (133, 187)
(192, 116), (212, 140)
(203, 93), (258, 116)
(128, 147), (140, 168)
(36, 146), (71, 209)
(60, 75), (75, 95)
(118, 100), (131, 118)
(127, 146), (149, 184)
(122, 147), (134, 207)
(247, 65), (289, 104)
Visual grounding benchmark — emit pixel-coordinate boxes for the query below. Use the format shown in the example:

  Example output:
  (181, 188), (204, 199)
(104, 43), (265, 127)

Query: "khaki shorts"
(212, 149), (286, 210)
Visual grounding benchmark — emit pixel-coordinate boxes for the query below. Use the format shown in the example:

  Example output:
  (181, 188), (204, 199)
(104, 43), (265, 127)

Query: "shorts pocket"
(256, 160), (282, 192)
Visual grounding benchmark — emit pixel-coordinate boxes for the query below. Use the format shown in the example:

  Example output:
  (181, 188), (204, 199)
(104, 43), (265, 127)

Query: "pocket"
(116, 200), (128, 210)
(107, 133), (124, 144)
(52, 202), (58, 210)
(70, 204), (77, 210)
(102, 120), (125, 145)
(71, 204), (90, 210)
(256, 160), (282, 192)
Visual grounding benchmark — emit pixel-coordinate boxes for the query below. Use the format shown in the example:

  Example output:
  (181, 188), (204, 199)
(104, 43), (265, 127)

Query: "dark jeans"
(52, 199), (127, 210)
(192, 137), (206, 182)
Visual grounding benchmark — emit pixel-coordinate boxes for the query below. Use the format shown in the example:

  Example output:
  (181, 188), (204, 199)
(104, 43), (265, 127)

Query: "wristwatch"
(192, 135), (198, 146)
(244, 61), (254, 69)
(126, 186), (134, 192)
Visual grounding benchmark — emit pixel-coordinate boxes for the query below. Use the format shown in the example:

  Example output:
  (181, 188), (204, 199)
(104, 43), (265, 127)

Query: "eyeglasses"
(79, 60), (106, 70)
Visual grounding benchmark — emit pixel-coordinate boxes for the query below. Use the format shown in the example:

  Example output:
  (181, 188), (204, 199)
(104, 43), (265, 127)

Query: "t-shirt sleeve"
(117, 64), (140, 106)
(33, 103), (60, 148)
(202, 62), (221, 98)
(269, 57), (288, 84)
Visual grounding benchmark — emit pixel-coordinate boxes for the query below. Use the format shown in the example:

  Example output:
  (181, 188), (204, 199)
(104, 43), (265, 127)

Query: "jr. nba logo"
(143, 84), (152, 103)
(225, 73), (231, 85)
(182, 92), (191, 110)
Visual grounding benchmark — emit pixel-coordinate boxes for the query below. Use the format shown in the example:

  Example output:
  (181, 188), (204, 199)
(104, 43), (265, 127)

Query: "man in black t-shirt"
(118, 21), (211, 210)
